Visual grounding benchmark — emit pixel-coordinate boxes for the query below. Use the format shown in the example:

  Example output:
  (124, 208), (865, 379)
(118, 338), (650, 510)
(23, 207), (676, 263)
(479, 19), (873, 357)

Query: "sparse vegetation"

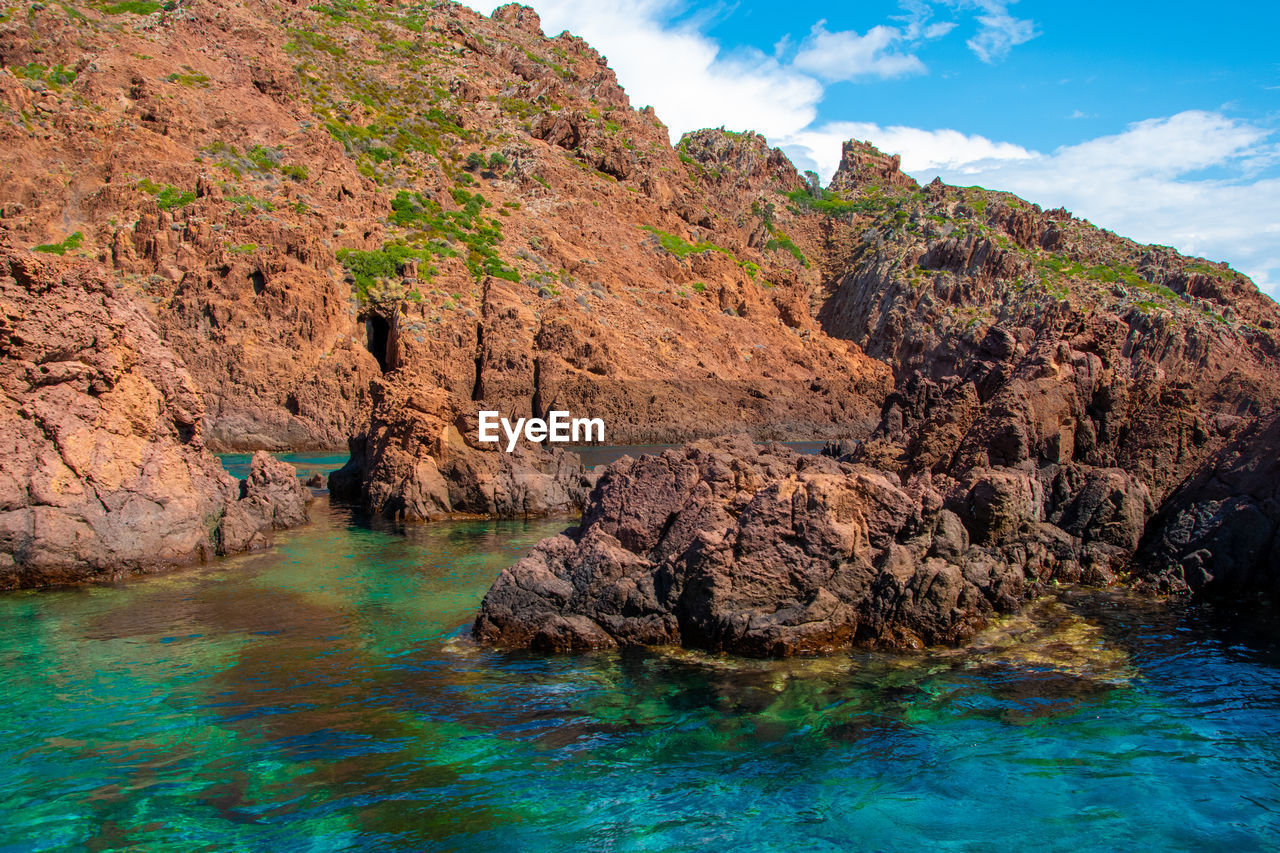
(785, 185), (916, 219)
(340, 187), (520, 294)
(337, 244), (422, 298)
(33, 232), (83, 255)
(101, 0), (161, 14)
(137, 178), (196, 211)
(165, 67), (210, 87)
(228, 192), (274, 212)
(11, 63), (77, 88)
(764, 228), (808, 268)
(639, 225), (730, 259)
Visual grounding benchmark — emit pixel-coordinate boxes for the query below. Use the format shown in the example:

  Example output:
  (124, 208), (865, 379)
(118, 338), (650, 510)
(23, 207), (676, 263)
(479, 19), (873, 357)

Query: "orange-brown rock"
(0, 248), (309, 587)
(475, 436), (1058, 655)
(328, 370), (595, 520)
(3, 0), (1280, 618)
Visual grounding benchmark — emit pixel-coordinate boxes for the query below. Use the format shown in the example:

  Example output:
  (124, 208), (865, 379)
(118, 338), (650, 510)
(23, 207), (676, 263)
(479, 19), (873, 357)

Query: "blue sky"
(463, 0), (1280, 297)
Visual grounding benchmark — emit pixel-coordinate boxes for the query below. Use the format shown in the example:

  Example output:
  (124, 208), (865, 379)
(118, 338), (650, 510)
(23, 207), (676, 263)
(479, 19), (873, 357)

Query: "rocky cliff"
(0, 249), (310, 587)
(1, 0), (1278, 615)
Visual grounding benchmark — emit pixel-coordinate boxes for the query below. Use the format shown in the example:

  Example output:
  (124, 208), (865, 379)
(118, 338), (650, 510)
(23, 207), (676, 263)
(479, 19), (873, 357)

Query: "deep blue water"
(0, 458), (1278, 850)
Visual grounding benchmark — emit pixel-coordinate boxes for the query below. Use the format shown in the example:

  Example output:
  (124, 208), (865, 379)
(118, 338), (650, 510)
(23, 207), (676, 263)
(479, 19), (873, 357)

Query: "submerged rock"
(0, 251), (310, 589)
(475, 436), (1134, 655)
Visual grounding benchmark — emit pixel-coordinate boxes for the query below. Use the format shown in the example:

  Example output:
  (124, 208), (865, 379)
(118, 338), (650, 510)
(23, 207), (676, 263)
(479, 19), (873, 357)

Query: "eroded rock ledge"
(0, 251), (310, 589)
(474, 435), (1141, 655)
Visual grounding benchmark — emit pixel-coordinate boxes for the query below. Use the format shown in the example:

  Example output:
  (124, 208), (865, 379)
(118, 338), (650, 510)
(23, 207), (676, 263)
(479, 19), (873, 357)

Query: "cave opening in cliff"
(249, 270), (266, 296)
(365, 314), (390, 372)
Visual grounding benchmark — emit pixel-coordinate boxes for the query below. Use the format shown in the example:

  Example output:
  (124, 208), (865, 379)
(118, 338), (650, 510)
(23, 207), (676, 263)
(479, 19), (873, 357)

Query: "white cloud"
(785, 111), (1280, 300)
(949, 0), (1037, 63)
(791, 21), (926, 81)
(893, 0), (958, 41)
(780, 121), (1034, 178)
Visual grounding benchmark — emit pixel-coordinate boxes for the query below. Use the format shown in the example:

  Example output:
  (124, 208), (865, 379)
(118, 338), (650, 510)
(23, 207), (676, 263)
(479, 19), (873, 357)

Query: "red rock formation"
(1, 0), (1279, 618)
(828, 139), (920, 195)
(476, 437), (1043, 654)
(0, 249), (308, 588)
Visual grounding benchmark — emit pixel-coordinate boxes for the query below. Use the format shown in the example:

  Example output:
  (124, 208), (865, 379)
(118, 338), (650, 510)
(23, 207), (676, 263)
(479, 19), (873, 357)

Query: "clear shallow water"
(2, 503), (1280, 851)
(218, 451), (350, 481)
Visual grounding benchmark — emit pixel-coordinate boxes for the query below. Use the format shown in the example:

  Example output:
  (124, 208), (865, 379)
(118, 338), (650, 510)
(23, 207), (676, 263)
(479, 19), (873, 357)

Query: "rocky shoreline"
(473, 436), (1105, 654)
(0, 0), (1278, 639)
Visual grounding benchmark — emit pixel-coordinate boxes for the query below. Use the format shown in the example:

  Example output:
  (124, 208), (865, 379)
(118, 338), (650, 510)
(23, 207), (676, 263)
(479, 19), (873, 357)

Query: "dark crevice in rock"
(365, 314), (390, 373)
(471, 321), (485, 402)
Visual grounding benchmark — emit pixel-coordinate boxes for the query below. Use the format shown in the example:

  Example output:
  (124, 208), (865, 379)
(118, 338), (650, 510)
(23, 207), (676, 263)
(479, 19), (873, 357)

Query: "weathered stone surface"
(1135, 414), (1280, 596)
(329, 373), (595, 520)
(475, 436), (1129, 656)
(0, 250), (309, 588)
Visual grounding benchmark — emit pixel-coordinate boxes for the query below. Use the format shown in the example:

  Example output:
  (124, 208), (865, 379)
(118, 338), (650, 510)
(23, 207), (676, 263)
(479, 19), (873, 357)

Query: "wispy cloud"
(791, 20), (926, 81)
(948, 0), (1038, 63)
(894, 0), (958, 41)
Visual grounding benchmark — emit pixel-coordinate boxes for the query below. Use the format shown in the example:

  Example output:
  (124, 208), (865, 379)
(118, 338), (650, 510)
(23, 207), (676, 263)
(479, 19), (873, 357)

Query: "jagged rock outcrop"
(812, 149), (1280, 606)
(220, 450), (311, 552)
(328, 372), (595, 520)
(828, 139), (920, 195)
(1135, 414), (1280, 597)
(475, 436), (1137, 655)
(475, 137), (1280, 652)
(0, 250), (309, 588)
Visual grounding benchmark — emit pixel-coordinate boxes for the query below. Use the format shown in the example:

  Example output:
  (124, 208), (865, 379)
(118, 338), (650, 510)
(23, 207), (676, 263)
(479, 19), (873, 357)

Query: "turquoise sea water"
(2, 469), (1280, 849)
(217, 451), (351, 481)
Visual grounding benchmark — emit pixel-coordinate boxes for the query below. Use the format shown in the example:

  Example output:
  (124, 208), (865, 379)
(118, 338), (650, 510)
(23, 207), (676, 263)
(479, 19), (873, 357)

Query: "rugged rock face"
(474, 436), (1138, 655)
(0, 0), (888, 462)
(827, 139), (919, 196)
(0, 250), (309, 588)
(0, 1), (386, 451)
(328, 371), (594, 520)
(473, 113), (1280, 652)
(810, 157), (1280, 604)
(1135, 414), (1280, 597)
(3, 0), (1280, 615)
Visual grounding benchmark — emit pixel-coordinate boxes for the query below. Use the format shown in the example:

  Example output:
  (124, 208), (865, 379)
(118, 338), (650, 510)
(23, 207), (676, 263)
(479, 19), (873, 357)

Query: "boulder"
(475, 436), (1101, 656)
(0, 251), (309, 588)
